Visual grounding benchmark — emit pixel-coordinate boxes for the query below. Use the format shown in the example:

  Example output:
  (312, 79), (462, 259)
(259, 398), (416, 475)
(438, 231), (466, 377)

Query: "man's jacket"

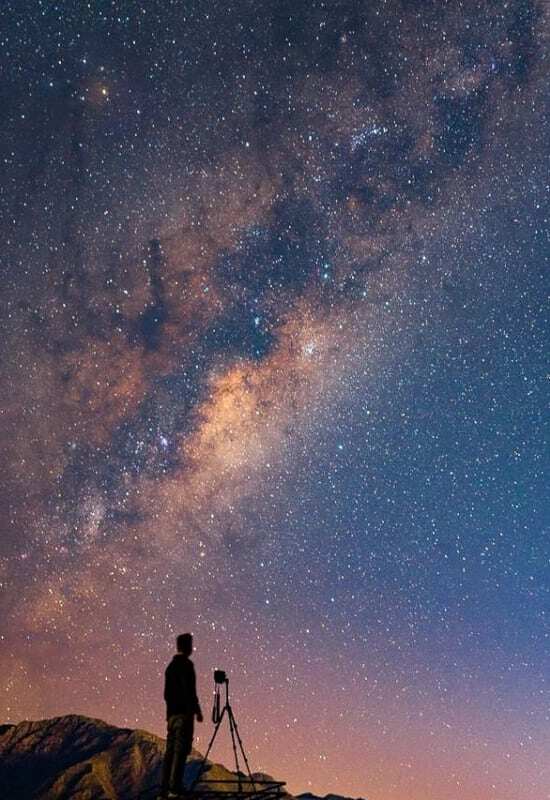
(164, 654), (201, 719)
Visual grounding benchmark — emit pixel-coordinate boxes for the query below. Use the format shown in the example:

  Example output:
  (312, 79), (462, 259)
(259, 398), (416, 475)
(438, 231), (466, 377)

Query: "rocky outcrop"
(0, 715), (364, 800)
(0, 714), (269, 799)
(296, 795), (367, 800)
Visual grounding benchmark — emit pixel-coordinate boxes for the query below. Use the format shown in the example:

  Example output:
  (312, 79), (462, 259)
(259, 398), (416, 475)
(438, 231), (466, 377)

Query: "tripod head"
(214, 669), (227, 684)
(212, 668), (230, 724)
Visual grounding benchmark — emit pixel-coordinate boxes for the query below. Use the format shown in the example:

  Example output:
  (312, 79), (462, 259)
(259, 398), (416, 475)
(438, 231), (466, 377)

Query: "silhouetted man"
(160, 633), (203, 798)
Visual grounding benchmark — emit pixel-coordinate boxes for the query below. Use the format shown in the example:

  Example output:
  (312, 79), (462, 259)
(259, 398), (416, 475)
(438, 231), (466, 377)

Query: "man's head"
(176, 632), (193, 656)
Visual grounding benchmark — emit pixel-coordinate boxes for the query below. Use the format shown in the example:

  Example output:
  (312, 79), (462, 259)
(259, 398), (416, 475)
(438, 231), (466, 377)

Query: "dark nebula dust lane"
(1, 2), (549, 799)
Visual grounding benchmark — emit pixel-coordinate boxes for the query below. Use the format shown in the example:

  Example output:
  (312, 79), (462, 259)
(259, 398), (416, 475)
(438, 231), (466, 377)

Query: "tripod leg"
(189, 707), (226, 791)
(226, 707), (243, 792)
(227, 707), (257, 794)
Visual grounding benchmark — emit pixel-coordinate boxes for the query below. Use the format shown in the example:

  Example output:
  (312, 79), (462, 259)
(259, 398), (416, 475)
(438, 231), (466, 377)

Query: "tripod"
(189, 677), (257, 796)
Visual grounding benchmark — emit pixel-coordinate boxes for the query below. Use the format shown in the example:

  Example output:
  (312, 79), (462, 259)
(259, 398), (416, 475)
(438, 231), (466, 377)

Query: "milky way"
(1, 3), (549, 799)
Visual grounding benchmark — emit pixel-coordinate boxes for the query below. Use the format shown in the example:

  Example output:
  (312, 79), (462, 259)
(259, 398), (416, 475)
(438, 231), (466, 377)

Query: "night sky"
(1, 2), (549, 799)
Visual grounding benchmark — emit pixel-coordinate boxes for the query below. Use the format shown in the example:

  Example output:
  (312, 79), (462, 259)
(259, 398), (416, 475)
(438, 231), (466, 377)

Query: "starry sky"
(1, 2), (549, 799)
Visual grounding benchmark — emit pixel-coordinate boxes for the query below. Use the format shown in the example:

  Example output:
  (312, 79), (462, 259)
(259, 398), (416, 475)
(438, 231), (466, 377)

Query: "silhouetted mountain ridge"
(296, 793), (367, 800)
(0, 714), (283, 799)
(0, 715), (366, 800)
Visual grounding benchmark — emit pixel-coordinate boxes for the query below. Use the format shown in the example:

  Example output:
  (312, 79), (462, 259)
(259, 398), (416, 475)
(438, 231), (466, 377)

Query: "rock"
(0, 714), (257, 799)
(296, 794), (368, 800)
(0, 715), (361, 800)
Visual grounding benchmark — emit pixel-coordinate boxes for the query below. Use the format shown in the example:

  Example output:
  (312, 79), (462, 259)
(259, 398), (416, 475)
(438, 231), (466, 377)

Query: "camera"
(214, 669), (227, 684)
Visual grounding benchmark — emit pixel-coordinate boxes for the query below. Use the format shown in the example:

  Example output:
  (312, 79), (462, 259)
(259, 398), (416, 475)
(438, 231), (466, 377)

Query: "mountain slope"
(296, 793), (367, 800)
(0, 714), (276, 800)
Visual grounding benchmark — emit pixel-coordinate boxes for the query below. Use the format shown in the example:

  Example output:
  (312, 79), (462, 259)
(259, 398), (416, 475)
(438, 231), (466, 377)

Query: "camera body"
(214, 669), (227, 684)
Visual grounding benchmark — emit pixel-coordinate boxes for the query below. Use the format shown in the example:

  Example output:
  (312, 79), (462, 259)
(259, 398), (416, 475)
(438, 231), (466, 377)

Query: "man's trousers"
(161, 713), (194, 795)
